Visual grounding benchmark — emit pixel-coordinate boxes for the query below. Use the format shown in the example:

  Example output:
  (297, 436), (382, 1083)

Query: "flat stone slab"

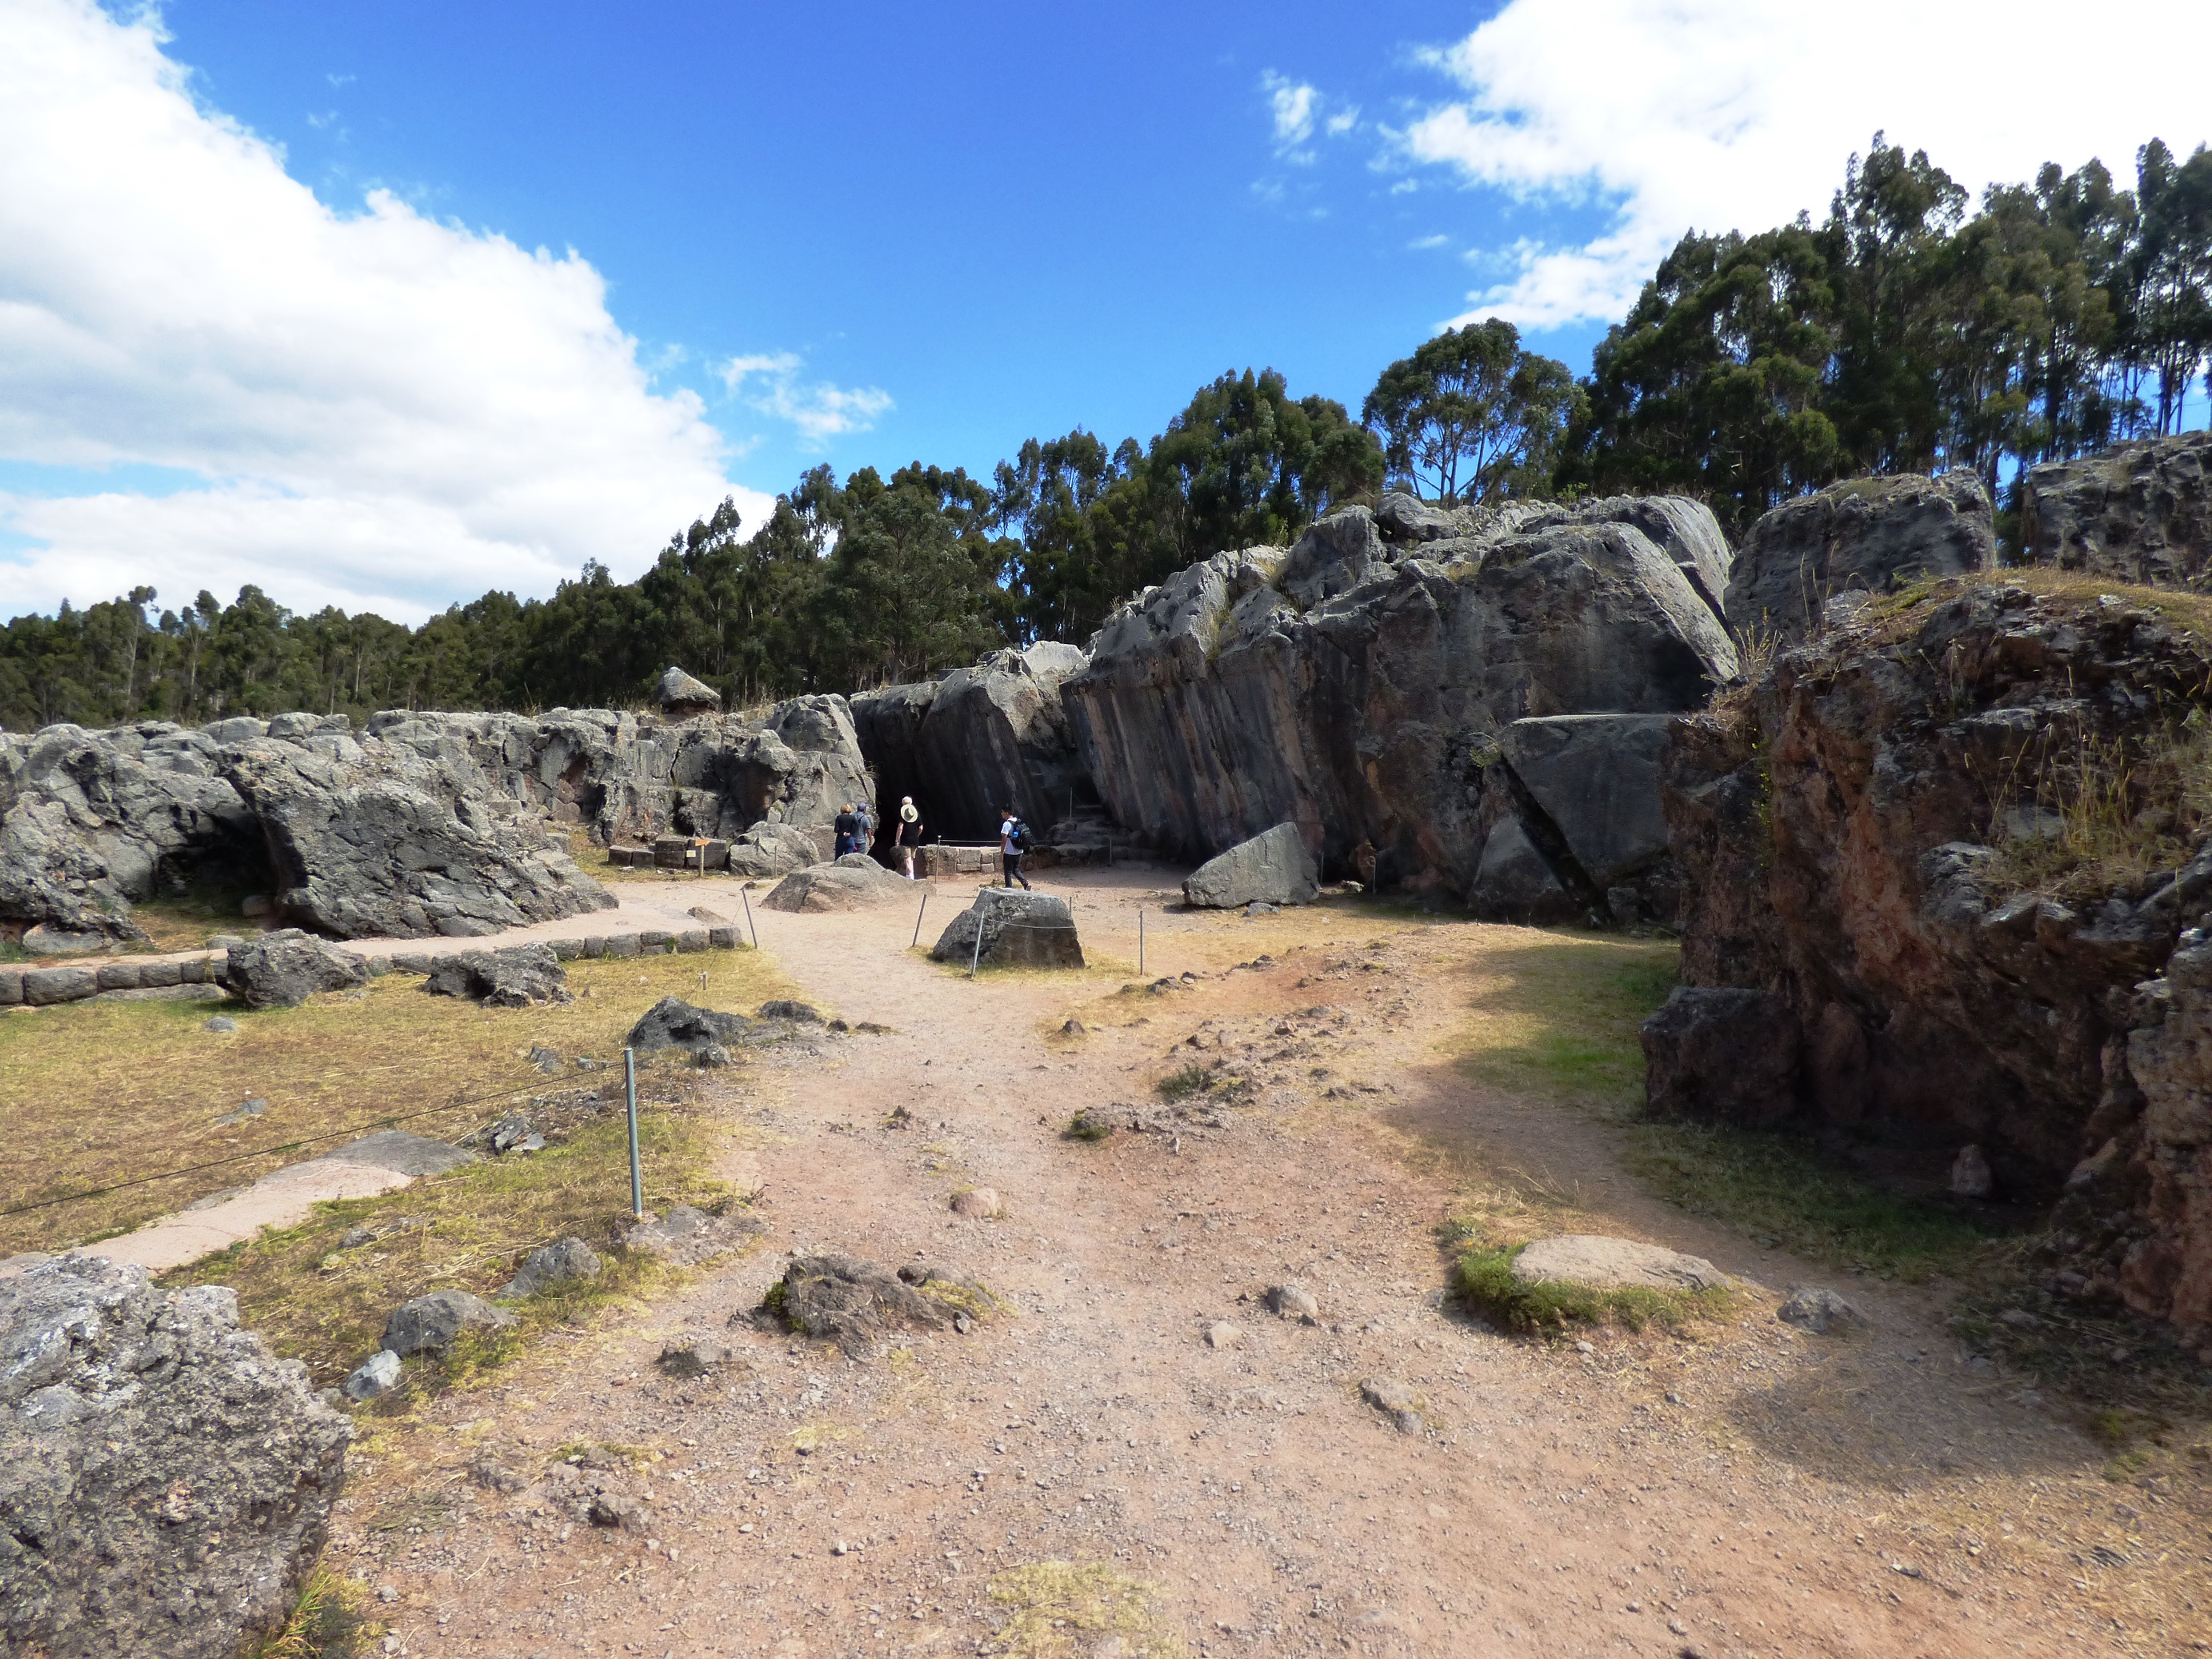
(323, 1130), (482, 1177)
(1510, 1233), (1727, 1293)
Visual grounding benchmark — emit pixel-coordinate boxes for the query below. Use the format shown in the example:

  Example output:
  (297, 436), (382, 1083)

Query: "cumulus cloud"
(1402, 0), (2212, 330)
(0, 0), (774, 622)
(719, 352), (894, 447)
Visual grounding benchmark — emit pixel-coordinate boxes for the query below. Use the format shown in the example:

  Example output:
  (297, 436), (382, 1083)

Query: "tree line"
(4, 133), (2206, 734)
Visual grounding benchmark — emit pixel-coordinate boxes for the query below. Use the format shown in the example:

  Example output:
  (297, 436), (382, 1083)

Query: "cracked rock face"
(1060, 496), (1734, 917)
(2023, 431), (2212, 590)
(1661, 576), (2212, 1333)
(1722, 470), (1996, 644)
(0, 1255), (350, 1659)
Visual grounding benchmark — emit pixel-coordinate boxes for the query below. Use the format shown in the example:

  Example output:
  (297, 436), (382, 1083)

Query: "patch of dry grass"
(0, 947), (800, 1254)
(172, 1091), (753, 1386)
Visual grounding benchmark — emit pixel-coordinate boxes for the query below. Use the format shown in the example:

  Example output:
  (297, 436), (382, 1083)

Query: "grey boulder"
(930, 889), (1085, 968)
(498, 1237), (604, 1299)
(0, 1256), (350, 1659)
(343, 1349), (402, 1400)
(2022, 430), (2212, 588)
(656, 665), (721, 718)
(760, 855), (914, 912)
(421, 942), (570, 1007)
(626, 995), (754, 1058)
(1182, 822), (1318, 909)
(222, 928), (369, 1009)
(1776, 1285), (1866, 1336)
(1724, 470), (1995, 642)
(1497, 714), (1674, 888)
(380, 1289), (514, 1357)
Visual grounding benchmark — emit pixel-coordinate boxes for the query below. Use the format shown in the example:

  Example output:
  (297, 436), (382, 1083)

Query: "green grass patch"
(1621, 1120), (1998, 1282)
(1452, 936), (1680, 1112)
(1450, 1241), (1728, 1336)
(246, 1565), (367, 1659)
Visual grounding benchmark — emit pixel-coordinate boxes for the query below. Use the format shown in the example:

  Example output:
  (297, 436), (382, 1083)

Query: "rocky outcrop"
(1660, 574), (2212, 1337)
(1062, 495), (1735, 917)
(851, 643), (1091, 844)
(930, 889), (1085, 969)
(0, 722), (263, 947)
(225, 732), (615, 939)
(1182, 822), (1319, 909)
(760, 854), (916, 912)
(2, 693), (872, 945)
(0, 1255), (350, 1659)
(2022, 431), (2212, 589)
(1722, 470), (1995, 642)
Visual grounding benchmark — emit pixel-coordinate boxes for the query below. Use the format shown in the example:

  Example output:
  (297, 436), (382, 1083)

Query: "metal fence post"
(624, 1046), (643, 1219)
(1138, 907), (1145, 976)
(911, 890), (930, 949)
(970, 909), (984, 978)
(741, 887), (758, 950)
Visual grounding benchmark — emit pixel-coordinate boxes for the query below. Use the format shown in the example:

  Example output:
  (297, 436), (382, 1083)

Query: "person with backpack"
(999, 807), (1033, 890)
(854, 799), (876, 858)
(894, 795), (922, 878)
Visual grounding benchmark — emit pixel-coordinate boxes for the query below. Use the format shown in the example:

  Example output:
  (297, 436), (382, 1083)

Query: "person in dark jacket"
(833, 803), (859, 858)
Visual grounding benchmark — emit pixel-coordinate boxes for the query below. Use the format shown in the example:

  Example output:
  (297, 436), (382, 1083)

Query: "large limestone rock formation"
(1062, 494), (1737, 917)
(2022, 431), (2212, 588)
(0, 694), (873, 945)
(1722, 470), (1996, 643)
(0, 722), (262, 948)
(851, 643), (1091, 843)
(0, 1255), (351, 1659)
(1658, 575), (2212, 1334)
(225, 731), (616, 938)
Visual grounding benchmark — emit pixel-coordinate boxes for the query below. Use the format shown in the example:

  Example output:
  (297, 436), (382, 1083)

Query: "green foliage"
(1565, 131), (2212, 538)
(1362, 318), (1578, 503)
(1154, 1064), (1211, 1101)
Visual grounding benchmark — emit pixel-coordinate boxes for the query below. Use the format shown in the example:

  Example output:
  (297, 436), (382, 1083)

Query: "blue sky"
(2, 0), (2208, 622)
(155, 1), (1599, 494)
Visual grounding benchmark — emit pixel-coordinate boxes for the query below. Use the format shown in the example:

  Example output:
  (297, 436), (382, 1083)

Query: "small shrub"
(1155, 1065), (1210, 1101)
(250, 1565), (366, 1659)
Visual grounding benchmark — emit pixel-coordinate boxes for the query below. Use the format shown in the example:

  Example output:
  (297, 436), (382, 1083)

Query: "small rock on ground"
(382, 1289), (514, 1357)
(1361, 1376), (1425, 1434)
(1206, 1321), (1241, 1349)
(1265, 1283), (1319, 1321)
(1776, 1284), (1866, 1335)
(345, 1349), (402, 1401)
(498, 1237), (603, 1299)
(658, 1335), (738, 1377)
(617, 1205), (765, 1268)
(950, 1188), (1001, 1219)
(202, 1015), (238, 1033)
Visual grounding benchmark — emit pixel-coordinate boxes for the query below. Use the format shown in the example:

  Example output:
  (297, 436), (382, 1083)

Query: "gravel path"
(324, 871), (2201, 1657)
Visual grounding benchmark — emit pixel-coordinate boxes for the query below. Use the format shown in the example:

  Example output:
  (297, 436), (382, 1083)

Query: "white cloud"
(1262, 71), (1358, 166)
(1402, 0), (2212, 331)
(1407, 233), (1450, 250)
(718, 352), (893, 446)
(0, 0), (774, 623)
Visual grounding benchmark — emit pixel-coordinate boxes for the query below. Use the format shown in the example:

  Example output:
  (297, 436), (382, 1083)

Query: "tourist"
(894, 795), (922, 878)
(855, 799), (876, 857)
(999, 806), (1032, 890)
(833, 802), (858, 858)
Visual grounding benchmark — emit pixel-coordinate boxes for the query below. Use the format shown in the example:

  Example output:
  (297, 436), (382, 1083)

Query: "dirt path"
(327, 871), (2203, 1658)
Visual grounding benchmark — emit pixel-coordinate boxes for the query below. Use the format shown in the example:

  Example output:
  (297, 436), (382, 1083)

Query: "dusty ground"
(326, 868), (2211, 1658)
